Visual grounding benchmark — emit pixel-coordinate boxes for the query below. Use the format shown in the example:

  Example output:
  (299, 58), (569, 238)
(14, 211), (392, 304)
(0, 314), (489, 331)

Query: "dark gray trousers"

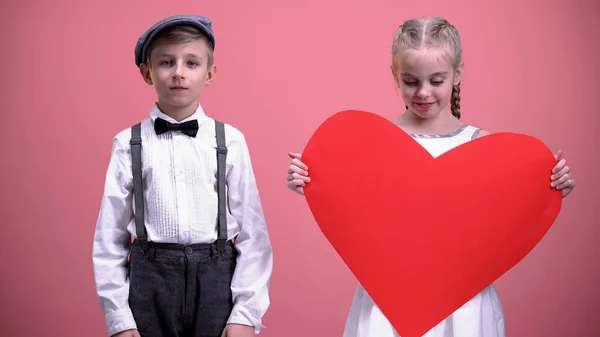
(128, 240), (237, 337)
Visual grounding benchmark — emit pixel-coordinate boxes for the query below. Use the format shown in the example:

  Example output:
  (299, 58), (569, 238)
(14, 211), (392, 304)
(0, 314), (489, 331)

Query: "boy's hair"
(391, 17), (463, 119)
(146, 25), (215, 67)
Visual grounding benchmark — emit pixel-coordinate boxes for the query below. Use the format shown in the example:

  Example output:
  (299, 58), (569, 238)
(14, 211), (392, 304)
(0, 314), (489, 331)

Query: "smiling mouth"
(415, 102), (434, 107)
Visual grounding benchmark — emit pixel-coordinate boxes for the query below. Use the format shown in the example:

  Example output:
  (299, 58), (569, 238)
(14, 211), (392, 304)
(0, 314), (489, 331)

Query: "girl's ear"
(391, 65), (400, 87)
(454, 61), (464, 86)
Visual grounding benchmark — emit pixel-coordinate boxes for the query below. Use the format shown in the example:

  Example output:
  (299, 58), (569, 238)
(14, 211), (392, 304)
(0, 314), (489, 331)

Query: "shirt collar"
(149, 102), (207, 124)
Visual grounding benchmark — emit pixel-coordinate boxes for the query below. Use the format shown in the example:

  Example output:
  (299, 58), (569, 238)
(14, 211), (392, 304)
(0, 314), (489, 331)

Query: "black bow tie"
(154, 117), (199, 137)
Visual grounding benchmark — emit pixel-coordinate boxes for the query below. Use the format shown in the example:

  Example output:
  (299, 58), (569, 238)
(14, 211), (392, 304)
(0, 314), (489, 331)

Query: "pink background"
(1, 0), (599, 336)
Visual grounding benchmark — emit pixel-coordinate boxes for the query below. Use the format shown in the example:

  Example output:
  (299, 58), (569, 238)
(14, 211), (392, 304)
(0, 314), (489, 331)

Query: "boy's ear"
(204, 63), (217, 86)
(139, 63), (153, 85)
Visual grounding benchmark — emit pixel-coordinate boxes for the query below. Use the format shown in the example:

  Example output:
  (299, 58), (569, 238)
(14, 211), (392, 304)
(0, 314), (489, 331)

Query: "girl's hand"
(286, 152), (310, 195)
(551, 149), (576, 198)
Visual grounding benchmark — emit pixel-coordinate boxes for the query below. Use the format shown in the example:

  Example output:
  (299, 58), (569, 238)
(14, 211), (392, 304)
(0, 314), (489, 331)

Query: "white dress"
(342, 125), (506, 337)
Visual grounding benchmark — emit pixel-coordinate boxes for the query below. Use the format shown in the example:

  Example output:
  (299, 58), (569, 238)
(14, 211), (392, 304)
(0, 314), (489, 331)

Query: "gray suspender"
(130, 120), (228, 252)
(214, 120), (228, 252)
(130, 123), (147, 252)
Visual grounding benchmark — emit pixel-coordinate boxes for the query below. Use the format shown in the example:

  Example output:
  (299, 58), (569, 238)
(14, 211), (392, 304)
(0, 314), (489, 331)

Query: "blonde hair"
(147, 25), (214, 67)
(391, 17), (463, 119)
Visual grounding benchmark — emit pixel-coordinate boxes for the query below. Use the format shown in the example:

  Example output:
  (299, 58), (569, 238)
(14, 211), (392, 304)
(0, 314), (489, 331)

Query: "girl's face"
(393, 47), (462, 120)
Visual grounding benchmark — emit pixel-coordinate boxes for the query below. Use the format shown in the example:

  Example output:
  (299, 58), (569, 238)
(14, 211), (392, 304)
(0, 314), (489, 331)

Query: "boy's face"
(140, 39), (216, 113)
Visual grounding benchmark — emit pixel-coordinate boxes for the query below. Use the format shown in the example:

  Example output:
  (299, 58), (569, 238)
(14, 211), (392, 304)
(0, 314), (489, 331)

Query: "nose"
(416, 84), (430, 98)
(172, 61), (186, 79)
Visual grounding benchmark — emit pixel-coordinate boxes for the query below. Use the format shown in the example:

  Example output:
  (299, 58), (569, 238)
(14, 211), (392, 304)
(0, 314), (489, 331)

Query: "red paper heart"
(302, 110), (562, 337)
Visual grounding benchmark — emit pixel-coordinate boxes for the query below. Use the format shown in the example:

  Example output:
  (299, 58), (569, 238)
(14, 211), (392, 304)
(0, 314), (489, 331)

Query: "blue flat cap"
(135, 14), (215, 67)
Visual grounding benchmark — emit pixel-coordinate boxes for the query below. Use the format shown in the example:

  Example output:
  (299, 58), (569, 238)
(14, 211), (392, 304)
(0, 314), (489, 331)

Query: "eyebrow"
(401, 71), (449, 77)
(156, 53), (204, 59)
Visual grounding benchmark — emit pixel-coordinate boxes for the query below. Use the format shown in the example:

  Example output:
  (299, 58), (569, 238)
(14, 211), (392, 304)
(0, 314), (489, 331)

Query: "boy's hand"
(221, 323), (255, 337)
(112, 329), (141, 337)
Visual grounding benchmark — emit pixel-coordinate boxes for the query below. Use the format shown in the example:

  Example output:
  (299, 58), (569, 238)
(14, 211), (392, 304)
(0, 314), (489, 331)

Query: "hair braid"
(451, 84), (461, 119)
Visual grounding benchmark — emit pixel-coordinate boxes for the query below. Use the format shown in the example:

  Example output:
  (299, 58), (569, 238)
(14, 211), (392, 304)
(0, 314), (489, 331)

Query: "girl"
(285, 17), (576, 337)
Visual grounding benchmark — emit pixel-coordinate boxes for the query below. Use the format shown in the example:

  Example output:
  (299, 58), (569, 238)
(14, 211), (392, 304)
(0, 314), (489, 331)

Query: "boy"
(92, 14), (273, 337)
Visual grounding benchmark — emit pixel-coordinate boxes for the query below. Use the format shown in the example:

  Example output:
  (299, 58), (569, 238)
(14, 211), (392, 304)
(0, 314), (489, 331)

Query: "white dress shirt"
(92, 103), (273, 336)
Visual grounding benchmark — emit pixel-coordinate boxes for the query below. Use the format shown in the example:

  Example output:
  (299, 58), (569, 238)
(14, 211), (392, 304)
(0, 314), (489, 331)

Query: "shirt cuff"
(227, 306), (266, 335)
(105, 307), (137, 336)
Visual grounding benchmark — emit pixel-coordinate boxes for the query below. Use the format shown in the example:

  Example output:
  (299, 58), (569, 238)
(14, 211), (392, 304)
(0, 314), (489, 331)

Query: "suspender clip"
(130, 136), (142, 146)
(216, 145), (228, 154)
(216, 239), (227, 253)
